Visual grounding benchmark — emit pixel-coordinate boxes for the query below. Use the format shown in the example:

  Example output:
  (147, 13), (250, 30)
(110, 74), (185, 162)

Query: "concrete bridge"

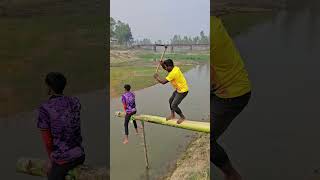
(132, 43), (209, 52)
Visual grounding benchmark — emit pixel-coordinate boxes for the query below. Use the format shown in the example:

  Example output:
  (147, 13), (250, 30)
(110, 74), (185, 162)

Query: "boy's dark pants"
(169, 91), (188, 115)
(211, 91), (251, 168)
(48, 155), (85, 180)
(124, 111), (137, 135)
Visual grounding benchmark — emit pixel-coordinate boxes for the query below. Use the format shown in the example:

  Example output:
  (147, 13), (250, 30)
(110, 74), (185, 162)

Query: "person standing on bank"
(153, 59), (189, 124)
(211, 16), (251, 180)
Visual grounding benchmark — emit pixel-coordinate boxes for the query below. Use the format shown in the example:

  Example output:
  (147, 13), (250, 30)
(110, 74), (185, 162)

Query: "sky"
(111, 0), (209, 42)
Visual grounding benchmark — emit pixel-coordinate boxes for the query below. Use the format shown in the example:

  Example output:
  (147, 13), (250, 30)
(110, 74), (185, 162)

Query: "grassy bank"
(165, 134), (210, 180)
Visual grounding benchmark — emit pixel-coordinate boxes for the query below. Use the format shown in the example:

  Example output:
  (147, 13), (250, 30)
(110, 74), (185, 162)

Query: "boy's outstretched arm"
(153, 73), (169, 84)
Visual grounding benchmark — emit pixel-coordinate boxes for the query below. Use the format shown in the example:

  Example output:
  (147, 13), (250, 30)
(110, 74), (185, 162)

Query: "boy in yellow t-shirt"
(211, 15), (251, 180)
(153, 59), (189, 124)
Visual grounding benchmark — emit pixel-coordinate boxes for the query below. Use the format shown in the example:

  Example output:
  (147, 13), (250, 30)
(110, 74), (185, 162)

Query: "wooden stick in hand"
(156, 46), (167, 73)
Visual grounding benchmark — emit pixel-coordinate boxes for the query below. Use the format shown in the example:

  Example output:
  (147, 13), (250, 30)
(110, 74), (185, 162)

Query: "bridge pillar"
(153, 45), (156, 52)
(171, 45), (174, 53)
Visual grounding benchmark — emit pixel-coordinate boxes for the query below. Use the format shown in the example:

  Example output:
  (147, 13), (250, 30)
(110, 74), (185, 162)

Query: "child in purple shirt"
(122, 84), (138, 144)
(37, 72), (85, 180)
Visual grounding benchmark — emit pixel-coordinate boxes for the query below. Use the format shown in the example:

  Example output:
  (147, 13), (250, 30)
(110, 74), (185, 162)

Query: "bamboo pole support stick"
(141, 121), (150, 169)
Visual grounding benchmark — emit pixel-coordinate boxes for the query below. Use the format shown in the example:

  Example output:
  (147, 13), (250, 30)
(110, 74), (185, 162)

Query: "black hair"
(45, 72), (67, 94)
(124, 84), (131, 91)
(164, 59), (174, 67)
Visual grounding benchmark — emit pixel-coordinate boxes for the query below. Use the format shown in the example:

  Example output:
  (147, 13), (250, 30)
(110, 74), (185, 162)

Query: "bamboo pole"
(141, 121), (150, 169)
(115, 111), (210, 133)
(16, 158), (108, 180)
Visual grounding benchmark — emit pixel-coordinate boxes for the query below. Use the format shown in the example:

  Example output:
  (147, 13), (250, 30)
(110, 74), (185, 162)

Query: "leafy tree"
(110, 17), (116, 38)
(193, 36), (200, 44)
(170, 32), (208, 45)
(199, 30), (209, 44)
(171, 35), (183, 44)
(135, 38), (152, 45)
(183, 36), (189, 44)
(114, 20), (133, 46)
(188, 37), (193, 44)
(141, 38), (152, 44)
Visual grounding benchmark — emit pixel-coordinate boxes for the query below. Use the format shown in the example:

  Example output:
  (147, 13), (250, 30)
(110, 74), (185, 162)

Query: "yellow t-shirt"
(166, 66), (189, 93)
(211, 16), (251, 98)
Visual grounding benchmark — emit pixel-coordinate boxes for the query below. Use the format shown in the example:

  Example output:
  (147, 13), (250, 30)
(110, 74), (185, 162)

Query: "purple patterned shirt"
(37, 95), (85, 163)
(121, 92), (136, 113)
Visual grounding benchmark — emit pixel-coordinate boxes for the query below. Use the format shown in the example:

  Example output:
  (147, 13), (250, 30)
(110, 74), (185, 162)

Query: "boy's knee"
(171, 103), (178, 110)
(169, 98), (174, 104)
(211, 143), (230, 168)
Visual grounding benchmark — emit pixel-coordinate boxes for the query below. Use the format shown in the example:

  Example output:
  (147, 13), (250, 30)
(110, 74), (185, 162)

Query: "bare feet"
(123, 136), (129, 144)
(166, 111), (175, 121)
(166, 115), (175, 120)
(177, 117), (185, 124)
(177, 114), (185, 124)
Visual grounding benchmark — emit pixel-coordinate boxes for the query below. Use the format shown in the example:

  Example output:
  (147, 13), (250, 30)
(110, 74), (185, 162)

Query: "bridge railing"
(132, 43), (209, 52)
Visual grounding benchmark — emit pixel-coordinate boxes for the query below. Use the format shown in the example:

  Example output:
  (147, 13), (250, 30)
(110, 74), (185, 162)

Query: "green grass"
(187, 169), (210, 180)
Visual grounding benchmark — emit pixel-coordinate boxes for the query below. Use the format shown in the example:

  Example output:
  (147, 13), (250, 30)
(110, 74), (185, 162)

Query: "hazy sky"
(111, 0), (209, 42)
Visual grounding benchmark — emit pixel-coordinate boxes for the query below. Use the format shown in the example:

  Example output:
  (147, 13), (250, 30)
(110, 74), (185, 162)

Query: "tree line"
(110, 17), (134, 46)
(110, 17), (209, 46)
